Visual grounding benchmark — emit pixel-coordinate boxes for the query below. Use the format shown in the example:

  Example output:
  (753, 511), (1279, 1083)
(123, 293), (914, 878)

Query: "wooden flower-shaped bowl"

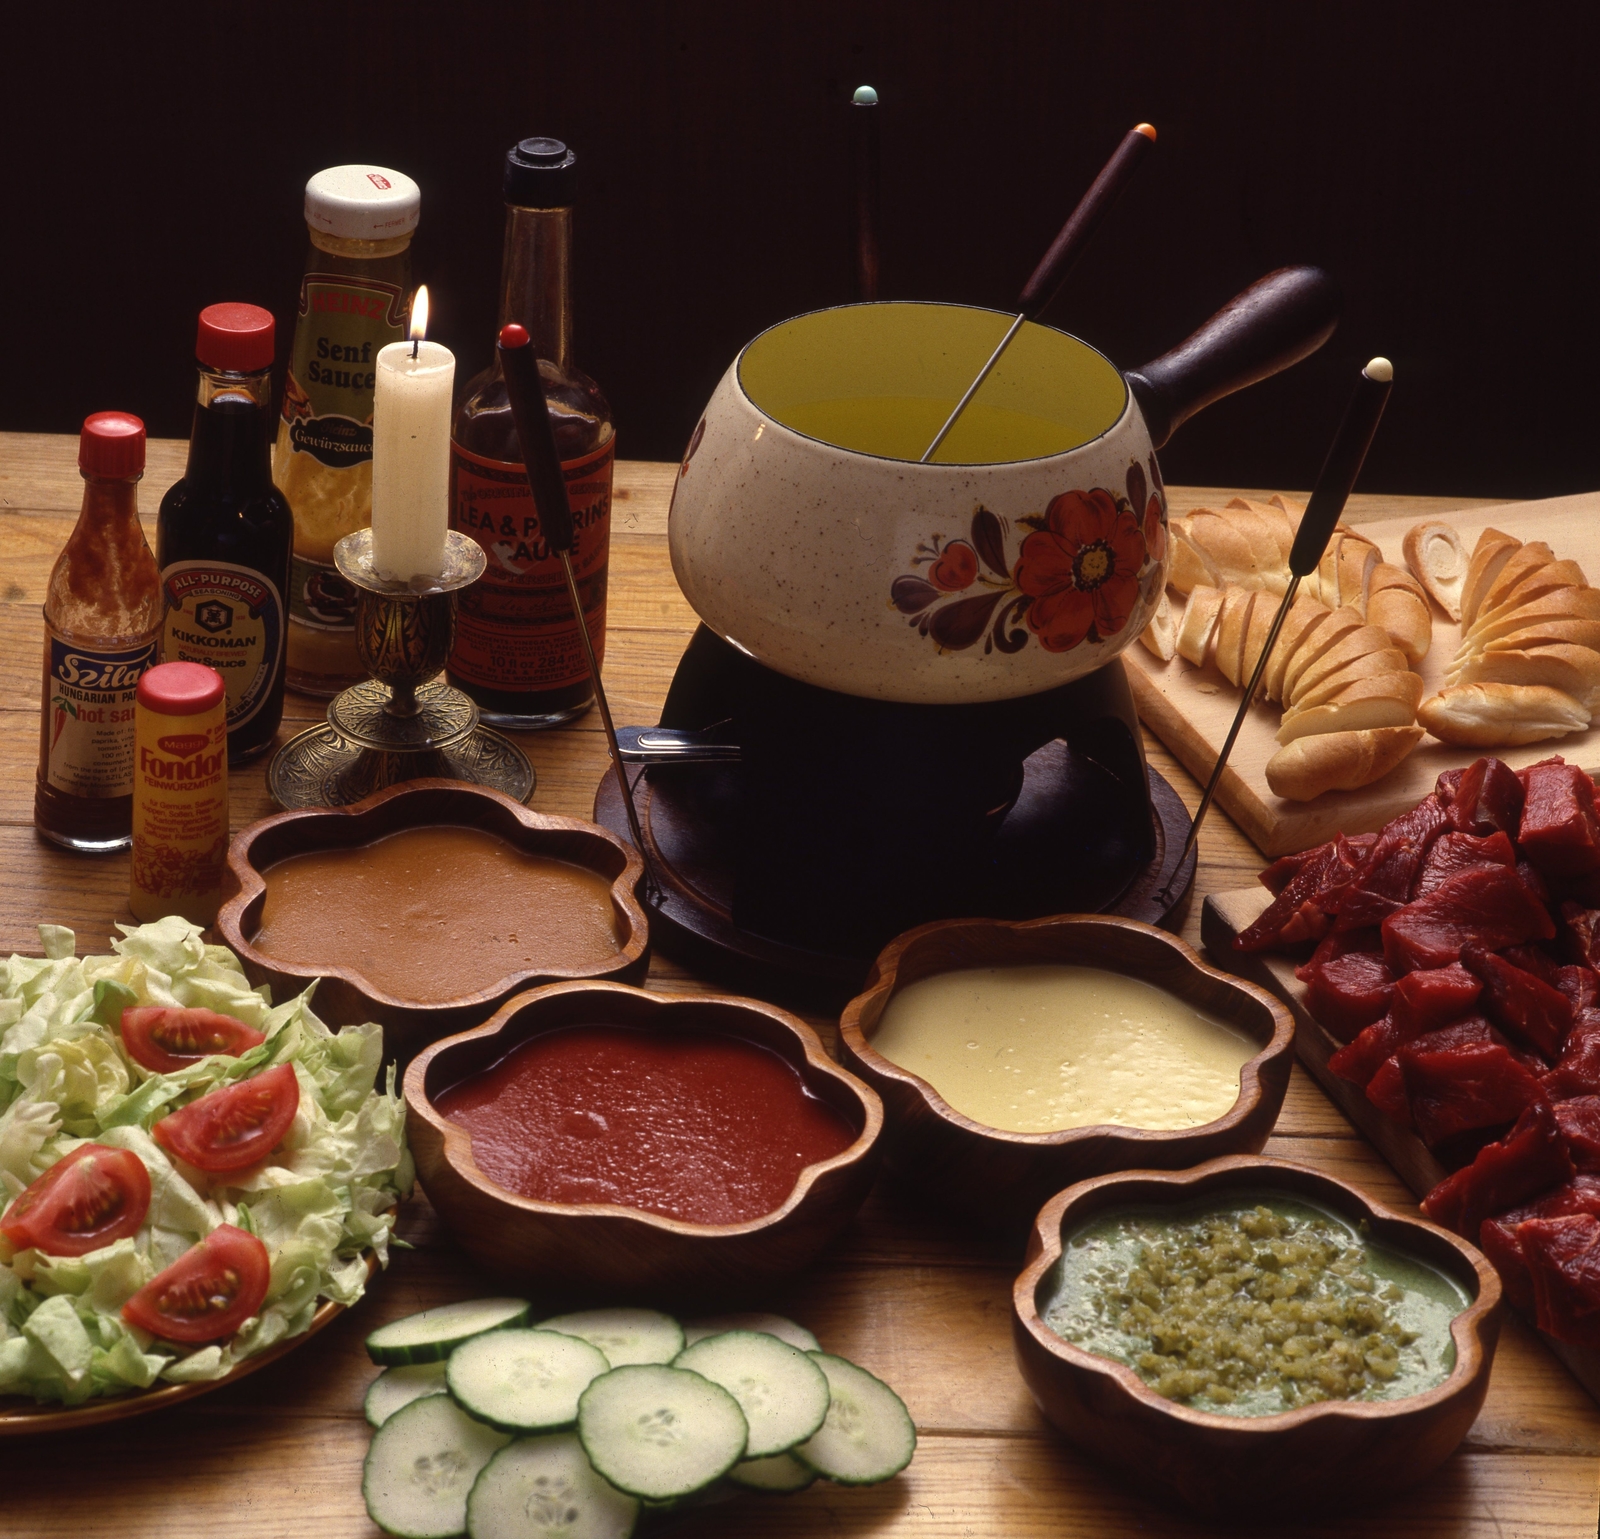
(217, 779), (649, 1065)
(1012, 1156), (1503, 1515)
(837, 914), (1294, 1229)
(404, 980), (884, 1305)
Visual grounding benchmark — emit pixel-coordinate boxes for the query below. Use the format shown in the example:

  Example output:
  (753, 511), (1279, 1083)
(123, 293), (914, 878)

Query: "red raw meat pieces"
(1259, 848), (1318, 896)
(1444, 756), (1525, 840)
(1554, 1097), (1600, 1172)
(1294, 929), (1393, 1040)
(1365, 1017), (1498, 1128)
(1413, 831), (1516, 899)
(1562, 904), (1600, 971)
(1478, 1177), (1600, 1311)
(1518, 759), (1600, 878)
(1329, 963), (1485, 1088)
(1400, 1031), (1548, 1150)
(1235, 835), (1372, 952)
(1329, 795), (1450, 930)
(1460, 942), (1573, 1061)
(1545, 1018), (1600, 1100)
(1520, 1214), (1600, 1347)
(1423, 1101), (1573, 1240)
(1380, 864), (1555, 973)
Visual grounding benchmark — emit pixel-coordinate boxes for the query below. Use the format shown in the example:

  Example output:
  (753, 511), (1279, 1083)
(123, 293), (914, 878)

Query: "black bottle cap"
(504, 138), (577, 208)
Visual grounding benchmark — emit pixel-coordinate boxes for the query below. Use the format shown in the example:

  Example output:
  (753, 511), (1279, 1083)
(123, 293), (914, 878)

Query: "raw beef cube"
(1519, 760), (1600, 878)
(1401, 1033), (1548, 1151)
(1365, 1053), (1413, 1125)
(1520, 1214), (1600, 1346)
(1445, 757), (1525, 840)
(1366, 1017), (1497, 1128)
(1460, 942), (1573, 1061)
(1413, 831), (1516, 899)
(1391, 963), (1484, 1033)
(1331, 795), (1451, 930)
(1504, 943), (1562, 983)
(1553, 965), (1600, 1015)
(1544, 1018), (1600, 1100)
(1518, 860), (1554, 907)
(1555, 1097), (1600, 1172)
(1422, 1100), (1573, 1240)
(1562, 904), (1600, 971)
(1480, 1177), (1600, 1310)
(1259, 847), (1320, 896)
(1295, 929), (1393, 1040)
(1236, 835), (1372, 952)
(1381, 865), (1555, 973)
(1330, 1014), (1405, 1088)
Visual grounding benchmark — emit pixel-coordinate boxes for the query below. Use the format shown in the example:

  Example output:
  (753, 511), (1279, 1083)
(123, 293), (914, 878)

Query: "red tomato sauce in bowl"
(433, 1025), (858, 1225)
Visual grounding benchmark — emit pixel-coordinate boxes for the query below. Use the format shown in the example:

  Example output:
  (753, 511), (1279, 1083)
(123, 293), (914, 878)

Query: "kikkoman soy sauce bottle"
(158, 304), (294, 764)
(448, 137), (615, 727)
(35, 412), (163, 851)
(276, 165), (419, 696)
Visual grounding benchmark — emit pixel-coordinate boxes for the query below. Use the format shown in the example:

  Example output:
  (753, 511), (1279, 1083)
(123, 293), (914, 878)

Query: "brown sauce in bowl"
(253, 825), (621, 1002)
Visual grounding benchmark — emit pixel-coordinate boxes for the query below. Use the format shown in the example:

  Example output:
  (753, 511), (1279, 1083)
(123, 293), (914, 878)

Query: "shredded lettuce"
(0, 920), (412, 1404)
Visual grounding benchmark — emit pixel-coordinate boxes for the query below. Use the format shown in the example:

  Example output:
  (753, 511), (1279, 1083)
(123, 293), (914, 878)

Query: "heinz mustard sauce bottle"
(130, 662), (229, 925)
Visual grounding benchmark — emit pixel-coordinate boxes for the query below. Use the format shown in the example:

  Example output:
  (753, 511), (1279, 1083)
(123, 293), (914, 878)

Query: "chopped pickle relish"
(1042, 1194), (1470, 1417)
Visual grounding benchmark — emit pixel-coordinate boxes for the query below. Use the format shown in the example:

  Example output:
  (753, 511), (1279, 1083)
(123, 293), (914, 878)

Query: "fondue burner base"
(595, 750), (1196, 1003)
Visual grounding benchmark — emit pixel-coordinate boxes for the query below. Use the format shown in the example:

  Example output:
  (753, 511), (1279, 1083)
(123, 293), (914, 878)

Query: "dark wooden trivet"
(595, 742), (1195, 1008)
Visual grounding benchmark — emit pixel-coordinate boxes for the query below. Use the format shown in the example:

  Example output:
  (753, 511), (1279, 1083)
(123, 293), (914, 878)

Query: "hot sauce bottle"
(157, 304), (294, 764)
(275, 165), (419, 696)
(448, 138), (615, 727)
(35, 413), (163, 852)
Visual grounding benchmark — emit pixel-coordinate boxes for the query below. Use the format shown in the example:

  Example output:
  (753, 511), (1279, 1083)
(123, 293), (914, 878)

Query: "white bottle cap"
(304, 165), (421, 240)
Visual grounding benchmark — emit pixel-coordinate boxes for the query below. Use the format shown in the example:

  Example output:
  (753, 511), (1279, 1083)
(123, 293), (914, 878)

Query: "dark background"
(4, 1), (1596, 498)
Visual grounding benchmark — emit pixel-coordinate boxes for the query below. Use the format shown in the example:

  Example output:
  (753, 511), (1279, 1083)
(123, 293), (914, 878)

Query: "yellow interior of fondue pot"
(738, 302), (1128, 464)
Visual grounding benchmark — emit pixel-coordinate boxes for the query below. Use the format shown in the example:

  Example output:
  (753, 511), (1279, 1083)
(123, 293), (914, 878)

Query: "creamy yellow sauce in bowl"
(869, 964), (1256, 1135)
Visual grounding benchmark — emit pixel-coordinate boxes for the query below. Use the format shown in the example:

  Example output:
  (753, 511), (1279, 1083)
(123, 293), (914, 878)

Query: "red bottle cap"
(79, 412), (146, 477)
(137, 661), (226, 717)
(196, 303), (275, 373)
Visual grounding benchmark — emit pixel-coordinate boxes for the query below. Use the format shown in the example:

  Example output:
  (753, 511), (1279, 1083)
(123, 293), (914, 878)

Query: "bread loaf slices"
(1403, 521), (1468, 621)
(1137, 589), (1178, 661)
(1265, 727), (1425, 801)
(1276, 672), (1425, 745)
(1417, 683), (1590, 747)
(1460, 529), (1521, 626)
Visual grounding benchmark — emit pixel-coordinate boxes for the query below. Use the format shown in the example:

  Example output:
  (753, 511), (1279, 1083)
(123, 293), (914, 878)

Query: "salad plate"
(0, 1253), (376, 1435)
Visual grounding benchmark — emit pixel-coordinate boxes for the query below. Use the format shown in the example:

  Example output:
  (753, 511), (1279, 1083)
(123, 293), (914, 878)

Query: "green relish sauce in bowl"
(1041, 1192), (1470, 1417)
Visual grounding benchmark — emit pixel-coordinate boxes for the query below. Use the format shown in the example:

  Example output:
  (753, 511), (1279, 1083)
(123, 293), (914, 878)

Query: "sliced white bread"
(1288, 646), (1410, 713)
(1213, 587), (1259, 686)
(1287, 624), (1397, 706)
(1280, 606), (1367, 701)
(1417, 683), (1591, 748)
(1175, 586), (1225, 667)
(1265, 726), (1425, 801)
(1276, 672), (1425, 745)
(1456, 644), (1600, 711)
(1403, 520), (1469, 621)
(1138, 589), (1178, 661)
(1263, 591), (1334, 702)
(1459, 528), (1521, 626)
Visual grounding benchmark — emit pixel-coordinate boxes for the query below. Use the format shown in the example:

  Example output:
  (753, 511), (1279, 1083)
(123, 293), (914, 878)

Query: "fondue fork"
(920, 122), (1157, 463)
(1160, 357), (1395, 897)
(497, 324), (661, 896)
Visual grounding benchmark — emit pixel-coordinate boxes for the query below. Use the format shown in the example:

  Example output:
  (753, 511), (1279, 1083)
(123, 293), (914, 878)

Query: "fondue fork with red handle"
(497, 324), (659, 893)
(921, 122), (1158, 462)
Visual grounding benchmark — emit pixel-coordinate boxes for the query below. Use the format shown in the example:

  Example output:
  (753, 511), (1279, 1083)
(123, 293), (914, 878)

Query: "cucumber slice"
(363, 1393), (510, 1538)
(681, 1313), (820, 1353)
(466, 1432), (638, 1539)
(447, 1329), (611, 1434)
(538, 1308), (684, 1367)
(792, 1353), (916, 1486)
(673, 1330), (830, 1457)
(577, 1365), (749, 1501)
(368, 1299), (532, 1366)
(366, 1362), (450, 1427)
(726, 1453), (816, 1493)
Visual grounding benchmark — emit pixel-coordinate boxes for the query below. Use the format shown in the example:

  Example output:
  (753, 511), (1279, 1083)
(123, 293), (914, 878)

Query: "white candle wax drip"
(370, 339), (455, 582)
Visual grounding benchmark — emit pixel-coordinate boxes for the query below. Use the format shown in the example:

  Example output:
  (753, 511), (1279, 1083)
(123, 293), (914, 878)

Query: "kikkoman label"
(448, 437), (615, 693)
(159, 562), (284, 729)
(279, 274), (408, 470)
(41, 631), (157, 797)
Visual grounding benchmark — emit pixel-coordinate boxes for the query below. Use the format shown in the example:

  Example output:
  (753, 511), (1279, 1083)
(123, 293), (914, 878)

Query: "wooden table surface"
(2, 431), (1596, 1537)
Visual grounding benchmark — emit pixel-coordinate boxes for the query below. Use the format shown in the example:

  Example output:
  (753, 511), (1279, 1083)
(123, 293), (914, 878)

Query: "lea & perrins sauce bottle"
(35, 412), (163, 852)
(157, 304), (294, 764)
(447, 137), (615, 728)
(129, 661), (229, 926)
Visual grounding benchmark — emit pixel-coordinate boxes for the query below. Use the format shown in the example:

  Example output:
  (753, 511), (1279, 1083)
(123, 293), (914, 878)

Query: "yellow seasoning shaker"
(130, 661), (229, 925)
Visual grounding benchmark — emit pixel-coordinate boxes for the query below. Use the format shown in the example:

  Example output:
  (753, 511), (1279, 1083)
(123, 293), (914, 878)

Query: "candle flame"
(409, 285), (430, 343)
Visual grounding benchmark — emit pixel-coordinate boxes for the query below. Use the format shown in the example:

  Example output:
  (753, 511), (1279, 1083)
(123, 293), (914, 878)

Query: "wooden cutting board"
(1126, 490), (1600, 856)
(1201, 883), (1600, 1407)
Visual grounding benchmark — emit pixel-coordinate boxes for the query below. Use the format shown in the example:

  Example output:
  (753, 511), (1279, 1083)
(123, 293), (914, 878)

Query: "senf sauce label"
(159, 562), (284, 730)
(447, 437), (614, 692)
(41, 631), (157, 797)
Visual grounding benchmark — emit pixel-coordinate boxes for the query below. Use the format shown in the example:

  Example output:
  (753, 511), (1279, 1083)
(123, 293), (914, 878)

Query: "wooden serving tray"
(1127, 491), (1600, 856)
(1202, 884), (1600, 1406)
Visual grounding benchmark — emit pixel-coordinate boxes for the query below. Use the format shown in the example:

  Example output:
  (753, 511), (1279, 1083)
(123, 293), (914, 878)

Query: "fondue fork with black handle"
(497, 323), (660, 895)
(1161, 357), (1396, 895)
(921, 122), (1157, 462)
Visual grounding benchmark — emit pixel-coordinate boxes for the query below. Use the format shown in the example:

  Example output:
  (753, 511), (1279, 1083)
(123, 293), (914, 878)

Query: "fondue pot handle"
(1124, 266), (1340, 448)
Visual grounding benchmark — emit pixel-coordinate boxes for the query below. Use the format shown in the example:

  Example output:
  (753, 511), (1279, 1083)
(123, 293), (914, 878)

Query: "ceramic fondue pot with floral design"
(669, 268), (1337, 705)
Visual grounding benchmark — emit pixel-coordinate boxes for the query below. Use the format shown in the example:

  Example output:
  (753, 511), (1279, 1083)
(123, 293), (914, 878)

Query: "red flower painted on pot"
(1014, 488), (1144, 652)
(928, 540), (978, 591)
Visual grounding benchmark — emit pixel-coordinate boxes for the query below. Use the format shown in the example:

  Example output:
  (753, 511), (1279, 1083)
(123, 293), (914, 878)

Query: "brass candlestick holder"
(268, 528), (535, 809)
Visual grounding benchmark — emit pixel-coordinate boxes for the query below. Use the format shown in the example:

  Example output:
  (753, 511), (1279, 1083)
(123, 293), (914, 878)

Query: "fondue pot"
(669, 267), (1338, 705)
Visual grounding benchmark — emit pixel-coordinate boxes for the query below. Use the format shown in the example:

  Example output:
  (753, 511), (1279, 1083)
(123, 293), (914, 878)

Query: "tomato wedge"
(120, 1006), (266, 1075)
(152, 1063), (300, 1173)
(0, 1143), (152, 1258)
(121, 1224), (271, 1343)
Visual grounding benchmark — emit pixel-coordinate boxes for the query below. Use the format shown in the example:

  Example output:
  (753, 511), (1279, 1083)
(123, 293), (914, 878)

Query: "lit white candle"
(370, 285), (454, 582)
